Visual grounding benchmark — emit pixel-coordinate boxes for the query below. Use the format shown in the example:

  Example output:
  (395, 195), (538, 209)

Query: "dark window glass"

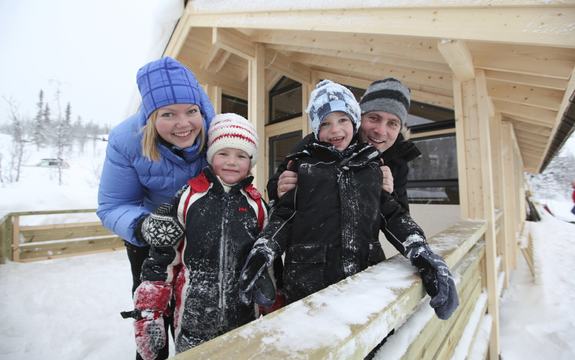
(407, 134), (459, 204)
(221, 94), (248, 118)
(344, 85), (365, 102)
(268, 131), (302, 178)
(269, 77), (302, 123)
(406, 101), (455, 130)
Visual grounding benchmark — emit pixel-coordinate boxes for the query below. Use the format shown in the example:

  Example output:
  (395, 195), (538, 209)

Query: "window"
(221, 94), (248, 118)
(268, 131), (302, 178)
(405, 103), (458, 204)
(406, 134), (459, 204)
(269, 77), (302, 124)
(405, 101), (455, 130)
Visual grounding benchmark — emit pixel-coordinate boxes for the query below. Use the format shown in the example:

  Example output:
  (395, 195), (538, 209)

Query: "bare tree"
(3, 97), (26, 183)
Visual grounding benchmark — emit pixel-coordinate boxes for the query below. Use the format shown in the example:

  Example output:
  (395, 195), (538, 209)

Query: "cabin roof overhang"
(167, 1), (575, 173)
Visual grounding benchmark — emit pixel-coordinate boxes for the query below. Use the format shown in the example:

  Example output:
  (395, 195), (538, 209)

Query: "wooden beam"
(265, 50), (312, 85)
(484, 70), (568, 90)
(266, 43), (451, 74)
(164, 14), (191, 57)
(248, 44), (266, 190)
(511, 122), (552, 137)
(206, 85), (222, 114)
(213, 27), (255, 60)
(507, 115), (554, 129)
(514, 131), (549, 146)
(266, 70), (283, 92)
(202, 47), (231, 73)
(471, 43), (575, 80)
(251, 30), (446, 64)
(185, 7), (575, 48)
(438, 39), (475, 81)
(292, 53), (453, 91)
(183, 60), (247, 99)
(493, 100), (557, 127)
(474, 70), (500, 359)
(313, 69), (454, 109)
(488, 81), (563, 111)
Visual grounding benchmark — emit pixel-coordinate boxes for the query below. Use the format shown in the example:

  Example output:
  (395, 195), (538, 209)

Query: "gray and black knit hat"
(359, 78), (411, 126)
(306, 80), (361, 138)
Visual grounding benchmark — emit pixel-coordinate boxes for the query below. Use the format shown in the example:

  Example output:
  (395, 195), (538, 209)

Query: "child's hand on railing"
(239, 241), (277, 307)
(408, 244), (459, 320)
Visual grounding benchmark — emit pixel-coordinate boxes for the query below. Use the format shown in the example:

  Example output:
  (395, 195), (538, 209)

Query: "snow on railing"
(175, 220), (487, 359)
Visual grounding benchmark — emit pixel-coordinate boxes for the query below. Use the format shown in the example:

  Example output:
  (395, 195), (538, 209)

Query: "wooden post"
(475, 70), (500, 359)
(301, 82), (310, 136)
(12, 215), (20, 262)
(453, 71), (500, 359)
(207, 85), (222, 114)
(249, 43), (266, 190)
(501, 121), (518, 274)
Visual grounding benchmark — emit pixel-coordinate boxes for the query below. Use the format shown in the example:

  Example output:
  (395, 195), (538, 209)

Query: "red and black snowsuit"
(139, 167), (267, 352)
(261, 140), (426, 303)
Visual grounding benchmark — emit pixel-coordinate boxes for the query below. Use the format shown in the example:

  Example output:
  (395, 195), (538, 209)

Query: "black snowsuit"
(261, 140), (426, 303)
(139, 167), (267, 352)
(267, 133), (420, 212)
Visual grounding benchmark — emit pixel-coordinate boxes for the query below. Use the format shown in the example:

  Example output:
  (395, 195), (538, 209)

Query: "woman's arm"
(97, 136), (148, 245)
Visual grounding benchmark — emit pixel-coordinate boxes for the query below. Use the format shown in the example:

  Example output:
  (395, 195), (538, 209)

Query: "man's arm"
(266, 133), (314, 202)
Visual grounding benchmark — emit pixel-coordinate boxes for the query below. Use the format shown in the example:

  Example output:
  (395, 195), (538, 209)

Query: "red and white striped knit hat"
(207, 113), (259, 167)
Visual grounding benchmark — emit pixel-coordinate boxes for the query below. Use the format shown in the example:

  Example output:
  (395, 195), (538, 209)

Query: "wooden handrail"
(175, 220), (486, 359)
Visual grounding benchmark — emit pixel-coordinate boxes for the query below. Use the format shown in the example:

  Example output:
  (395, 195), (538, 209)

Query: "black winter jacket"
(261, 140), (426, 303)
(267, 133), (420, 212)
(140, 167), (267, 352)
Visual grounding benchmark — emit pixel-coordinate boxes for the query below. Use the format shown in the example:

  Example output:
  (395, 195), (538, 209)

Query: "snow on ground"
(1, 135), (575, 359)
(499, 207), (575, 360)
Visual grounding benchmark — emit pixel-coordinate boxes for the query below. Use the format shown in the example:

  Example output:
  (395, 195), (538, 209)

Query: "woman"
(97, 56), (215, 360)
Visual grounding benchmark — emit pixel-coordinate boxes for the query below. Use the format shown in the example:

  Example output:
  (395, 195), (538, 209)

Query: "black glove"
(239, 240), (277, 307)
(135, 203), (184, 247)
(409, 244), (459, 320)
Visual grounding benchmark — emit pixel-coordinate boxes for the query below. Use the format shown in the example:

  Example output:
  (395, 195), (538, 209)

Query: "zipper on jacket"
(218, 192), (231, 326)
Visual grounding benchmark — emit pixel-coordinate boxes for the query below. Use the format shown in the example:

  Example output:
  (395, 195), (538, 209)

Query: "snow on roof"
(189, 0), (564, 12)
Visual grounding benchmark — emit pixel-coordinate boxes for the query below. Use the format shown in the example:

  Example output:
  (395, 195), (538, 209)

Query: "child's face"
(211, 148), (251, 184)
(155, 104), (203, 148)
(318, 111), (354, 151)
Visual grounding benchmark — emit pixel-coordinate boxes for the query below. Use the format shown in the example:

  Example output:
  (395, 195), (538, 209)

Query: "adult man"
(268, 78), (421, 212)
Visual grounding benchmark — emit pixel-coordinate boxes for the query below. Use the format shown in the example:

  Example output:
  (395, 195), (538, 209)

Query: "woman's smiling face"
(154, 104), (204, 148)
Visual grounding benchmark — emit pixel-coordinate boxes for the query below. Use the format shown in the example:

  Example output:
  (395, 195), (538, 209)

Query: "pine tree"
(43, 103), (52, 144)
(55, 102), (72, 185)
(32, 89), (47, 150)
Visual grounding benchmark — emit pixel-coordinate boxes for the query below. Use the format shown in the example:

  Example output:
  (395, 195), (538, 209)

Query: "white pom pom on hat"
(207, 113), (259, 167)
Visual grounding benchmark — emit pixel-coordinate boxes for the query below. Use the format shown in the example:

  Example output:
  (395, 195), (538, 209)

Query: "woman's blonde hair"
(141, 110), (206, 161)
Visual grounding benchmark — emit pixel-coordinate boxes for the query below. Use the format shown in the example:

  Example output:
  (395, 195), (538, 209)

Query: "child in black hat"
(240, 80), (458, 321)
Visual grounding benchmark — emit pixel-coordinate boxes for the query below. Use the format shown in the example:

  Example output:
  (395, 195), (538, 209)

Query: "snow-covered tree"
(55, 102), (72, 185)
(31, 90), (47, 150)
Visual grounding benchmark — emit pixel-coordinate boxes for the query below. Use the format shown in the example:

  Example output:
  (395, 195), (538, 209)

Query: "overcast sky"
(0, 0), (182, 127)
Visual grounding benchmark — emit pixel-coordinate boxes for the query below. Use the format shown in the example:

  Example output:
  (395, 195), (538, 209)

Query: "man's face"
(360, 111), (401, 152)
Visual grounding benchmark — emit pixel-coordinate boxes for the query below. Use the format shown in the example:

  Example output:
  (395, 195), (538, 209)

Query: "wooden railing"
(0, 209), (123, 263)
(175, 220), (489, 359)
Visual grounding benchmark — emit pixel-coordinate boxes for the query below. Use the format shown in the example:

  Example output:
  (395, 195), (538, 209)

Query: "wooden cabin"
(160, 1), (574, 359)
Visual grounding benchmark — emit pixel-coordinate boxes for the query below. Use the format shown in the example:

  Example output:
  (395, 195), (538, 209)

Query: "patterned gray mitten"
(138, 203), (184, 247)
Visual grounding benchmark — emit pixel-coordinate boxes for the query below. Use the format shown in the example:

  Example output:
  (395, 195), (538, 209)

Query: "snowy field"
(1, 134), (575, 359)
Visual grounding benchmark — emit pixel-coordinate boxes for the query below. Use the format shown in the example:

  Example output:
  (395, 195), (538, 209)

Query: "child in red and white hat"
(130, 113), (278, 358)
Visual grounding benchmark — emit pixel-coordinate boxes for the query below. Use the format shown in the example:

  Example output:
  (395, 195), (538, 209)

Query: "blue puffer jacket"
(97, 109), (212, 246)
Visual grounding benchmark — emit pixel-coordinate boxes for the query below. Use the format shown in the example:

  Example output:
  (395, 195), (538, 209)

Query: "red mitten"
(133, 281), (172, 360)
(134, 313), (165, 360)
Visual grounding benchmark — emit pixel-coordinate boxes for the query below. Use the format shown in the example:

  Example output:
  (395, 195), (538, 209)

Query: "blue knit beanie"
(306, 80), (361, 139)
(136, 57), (215, 127)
